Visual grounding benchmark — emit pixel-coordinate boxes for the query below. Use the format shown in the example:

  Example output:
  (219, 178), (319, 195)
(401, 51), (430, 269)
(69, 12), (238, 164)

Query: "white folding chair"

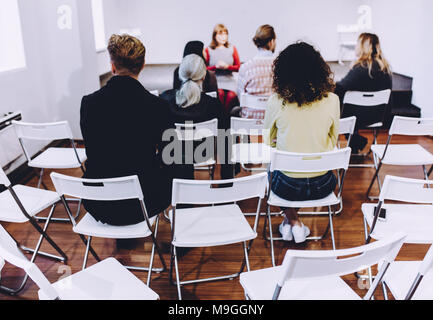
(338, 116), (357, 149)
(0, 167), (67, 295)
(169, 172), (268, 300)
(240, 93), (268, 119)
(12, 120), (87, 221)
(366, 116), (433, 200)
(383, 243), (433, 300)
(305, 116), (356, 217)
(0, 225), (159, 300)
(230, 117), (273, 174)
(362, 175), (433, 297)
(240, 233), (406, 300)
(343, 90), (391, 168)
(50, 173), (166, 286)
(175, 118), (218, 179)
(265, 148), (352, 266)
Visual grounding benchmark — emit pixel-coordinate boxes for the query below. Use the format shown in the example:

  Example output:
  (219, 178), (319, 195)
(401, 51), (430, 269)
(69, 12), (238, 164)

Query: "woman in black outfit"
(336, 33), (392, 153)
(162, 54), (232, 180)
(173, 41), (218, 93)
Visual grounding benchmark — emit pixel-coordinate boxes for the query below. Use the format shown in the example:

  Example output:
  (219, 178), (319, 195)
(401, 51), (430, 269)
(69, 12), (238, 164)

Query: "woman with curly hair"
(263, 42), (340, 243)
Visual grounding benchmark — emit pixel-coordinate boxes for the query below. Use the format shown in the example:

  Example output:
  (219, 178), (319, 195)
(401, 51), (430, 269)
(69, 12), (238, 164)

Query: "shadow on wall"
(57, 68), (86, 139)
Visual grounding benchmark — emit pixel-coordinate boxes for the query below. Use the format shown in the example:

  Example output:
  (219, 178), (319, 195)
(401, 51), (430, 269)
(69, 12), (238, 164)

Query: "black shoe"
(349, 134), (368, 154)
(116, 238), (138, 250)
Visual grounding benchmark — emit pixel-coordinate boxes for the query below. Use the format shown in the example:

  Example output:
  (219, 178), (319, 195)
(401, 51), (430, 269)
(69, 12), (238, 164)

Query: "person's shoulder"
(322, 92), (340, 115)
(323, 92), (340, 106)
(326, 92), (339, 101)
(267, 93), (283, 110)
(81, 86), (106, 110)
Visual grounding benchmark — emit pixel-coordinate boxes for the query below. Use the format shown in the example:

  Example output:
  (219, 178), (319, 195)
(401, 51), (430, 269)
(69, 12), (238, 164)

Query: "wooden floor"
(1, 131), (432, 300)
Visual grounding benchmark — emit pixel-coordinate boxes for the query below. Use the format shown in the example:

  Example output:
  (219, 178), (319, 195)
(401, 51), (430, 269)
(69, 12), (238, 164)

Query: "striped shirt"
(238, 49), (274, 119)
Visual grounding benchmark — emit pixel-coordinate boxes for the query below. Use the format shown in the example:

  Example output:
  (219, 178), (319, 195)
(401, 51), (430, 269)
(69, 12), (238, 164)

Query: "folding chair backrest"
(175, 118), (218, 141)
(172, 172), (267, 205)
(339, 117), (357, 136)
(389, 116), (433, 136)
(269, 148), (351, 173)
(0, 166), (11, 187)
(277, 233), (405, 283)
(343, 89), (391, 106)
(12, 121), (73, 141)
(240, 94), (269, 110)
(380, 175), (433, 204)
(0, 225), (59, 300)
(230, 117), (265, 136)
(206, 91), (218, 99)
(149, 90), (159, 96)
(51, 173), (144, 201)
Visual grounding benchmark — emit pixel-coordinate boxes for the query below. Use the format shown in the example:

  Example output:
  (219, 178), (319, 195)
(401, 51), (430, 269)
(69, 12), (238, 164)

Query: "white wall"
(362, 0), (433, 116)
(0, 0), (100, 140)
(104, 0), (432, 116)
(105, 0), (362, 64)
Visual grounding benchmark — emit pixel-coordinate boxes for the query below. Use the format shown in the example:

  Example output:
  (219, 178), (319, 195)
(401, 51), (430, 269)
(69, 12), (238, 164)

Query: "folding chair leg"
(27, 213), (67, 263)
(169, 241), (252, 299)
(82, 236), (92, 270)
(208, 165), (215, 180)
(22, 204), (66, 262)
(366, 162), (383, 200)
(173, 246), (183, 300)
(242, 241), (251, 272)
(34, 168), (49, 190)
(267, 206), (276, 267)
(36, 198), (81, 223)
(423, 166), (430, 185)
(328, 206), (336, 250)
(382, 281), (389, 300)
(125, 217), (166, 274)
(146, 215), (166, 286)
(405, 273), (423, 300)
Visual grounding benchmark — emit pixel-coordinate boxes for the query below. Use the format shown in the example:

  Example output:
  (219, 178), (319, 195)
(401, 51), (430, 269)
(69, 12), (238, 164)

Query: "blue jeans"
(271, 171), (337, 202)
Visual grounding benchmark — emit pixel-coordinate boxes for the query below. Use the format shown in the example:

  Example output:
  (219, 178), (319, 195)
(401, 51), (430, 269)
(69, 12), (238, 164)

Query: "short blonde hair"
(108, 34), (146, 75)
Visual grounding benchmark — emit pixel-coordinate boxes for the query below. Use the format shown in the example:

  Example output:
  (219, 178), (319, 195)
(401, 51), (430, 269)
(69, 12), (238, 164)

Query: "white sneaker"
(292, 224), (310, 243)
(279, 222), (293, 241)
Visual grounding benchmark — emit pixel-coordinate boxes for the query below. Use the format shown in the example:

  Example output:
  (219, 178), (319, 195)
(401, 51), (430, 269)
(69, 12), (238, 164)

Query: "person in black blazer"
(335, 33), (392, 153)
(80, 34), (172, 230)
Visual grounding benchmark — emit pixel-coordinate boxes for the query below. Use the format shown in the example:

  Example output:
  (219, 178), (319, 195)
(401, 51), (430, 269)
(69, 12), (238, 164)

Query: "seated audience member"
(80, 34), (172, 247)
(204, 24), (240, 113)
(236, 24), (276, 119)
(161, 54), (233, 180)
(264, 42), (340, 243)
(173, 41), (218, 93)
(335, 33), (392, 154)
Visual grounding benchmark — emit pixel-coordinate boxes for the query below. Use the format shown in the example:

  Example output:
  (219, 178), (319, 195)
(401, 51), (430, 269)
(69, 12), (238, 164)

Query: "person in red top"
(204, 24), (240, 112)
